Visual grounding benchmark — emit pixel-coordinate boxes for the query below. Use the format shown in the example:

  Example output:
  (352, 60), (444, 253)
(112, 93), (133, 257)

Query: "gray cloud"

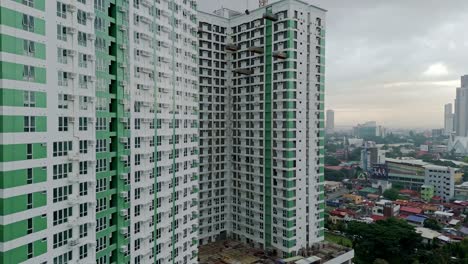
(199, 0), (468, 128)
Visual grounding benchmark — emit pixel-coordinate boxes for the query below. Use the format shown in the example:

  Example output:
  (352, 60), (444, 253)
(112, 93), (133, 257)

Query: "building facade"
(198, 0), (326, 257)
(454, 75), (468, 137)
(0, 0), (199, 263)
(444, 103), (454, 135)
(424, 165), (456, 203)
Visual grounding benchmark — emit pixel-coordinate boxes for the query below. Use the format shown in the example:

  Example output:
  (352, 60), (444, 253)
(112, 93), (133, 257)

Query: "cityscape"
(0, 0), (466, 264)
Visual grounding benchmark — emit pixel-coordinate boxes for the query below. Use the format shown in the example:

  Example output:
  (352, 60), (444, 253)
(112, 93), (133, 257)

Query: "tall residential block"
(444, 103), (454, 135)
(326, 109), (334, 133)
(198, 0), (326, 257)
(454, 75), (468, 136)
(0, 0), (199, 263)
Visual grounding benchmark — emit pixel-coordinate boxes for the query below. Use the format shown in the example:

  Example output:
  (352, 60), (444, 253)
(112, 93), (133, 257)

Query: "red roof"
(400, 206), (422, 214)
(371, 215), (386, 222)
(399, 189), (419, 197)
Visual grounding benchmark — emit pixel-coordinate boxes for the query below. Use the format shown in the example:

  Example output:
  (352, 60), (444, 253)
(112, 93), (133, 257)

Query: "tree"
(325, 156), (341, 166)
(345, 218), (423, 264)
(423, 218), (442, 231)
(383, 188), (399, 201)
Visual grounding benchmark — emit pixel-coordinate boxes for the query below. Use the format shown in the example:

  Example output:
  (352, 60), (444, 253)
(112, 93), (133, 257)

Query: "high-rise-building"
(454, 75), (468, 136)
(198, 0), (326, 257)
(0, 0), (199, 263)
(444, 103), (454, 135)
(326, 109), (334, 133)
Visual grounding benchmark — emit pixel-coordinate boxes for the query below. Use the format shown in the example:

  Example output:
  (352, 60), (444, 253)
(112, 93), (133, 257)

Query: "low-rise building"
(416, 227), (442, 244)
(406, 215), (428, 226)
(454, 182), (468, 201)
(372, 200), (400, 217)
(325, 181), (344, 192)
(434, 211), (455, 224)
(424, 165), (457, 202)
(343, 194), (363, 204)
(386, 158), (428, 190)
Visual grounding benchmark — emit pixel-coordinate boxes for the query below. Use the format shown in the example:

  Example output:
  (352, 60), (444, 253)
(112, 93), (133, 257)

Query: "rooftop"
(400, 206), (423, 214)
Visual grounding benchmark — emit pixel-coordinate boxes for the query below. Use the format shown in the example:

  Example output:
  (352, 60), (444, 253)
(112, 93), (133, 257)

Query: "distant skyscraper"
(444, 103), (454, 135)
(326, 110), (335, 133)
(454, 75), (468, 136)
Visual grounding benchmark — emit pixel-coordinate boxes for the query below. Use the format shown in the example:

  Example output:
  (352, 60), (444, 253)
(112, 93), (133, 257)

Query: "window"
(58, 94), (68, 109)
(58, 48), (68, 64)
(78, 31), (87, 46)
(96, 139), (107, 152)
(79, 244), (88, 259)
(27, 243), (33, 259)
(26, 144), (33, 160)
(96, 236), (107, 252)
(27, 168), (33, 184)
(23, 65), (35, 81)
(79, 75), (90, 89)
(24, 116), (36, 132)
(53, 163), (72, 180)
(58, 117), (69, 131)
(27, 193), (33, 209)
(79, 53), (88, 68)
(96, 178), (107, 193)
(57, 2), (67, 18)
(80, 96), (90, 110)
(58, 71), (69, 86)
(79, 161), (88, 175)
(134, 137), (141, 148)
(79, 203), (88, 217)
(96, 159), (107, 173)
(53, 207), (72, 226)
(96, 117), (108, 131)
(53, 251), (72, 264)
(53, 185), (72, 203)
(79, 140), (88, 154)
(96, 198), (107, 212)
(79, 182), (88, 196)
(96, 217), (107, 232)
(22, 0), (35, 7)
(23, 40), (35, 56)
(23, 91), (36, 107)
(53, 229), (72, 248)
(79, 224), (88, 238)
(22, 14), (35, 32)
(53, 141), (72, 157)
(79, 117), (88, 131)
(27, 218), (33, 234)
(77, 10), (87, 25)
(57, 25), (67, 41)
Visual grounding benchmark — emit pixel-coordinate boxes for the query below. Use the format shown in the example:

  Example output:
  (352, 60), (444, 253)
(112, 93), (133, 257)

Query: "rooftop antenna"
(259, 0), (268, 7)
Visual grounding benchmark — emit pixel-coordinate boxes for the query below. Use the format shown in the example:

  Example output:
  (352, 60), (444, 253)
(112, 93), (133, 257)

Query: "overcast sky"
(199, 0), (468, 129)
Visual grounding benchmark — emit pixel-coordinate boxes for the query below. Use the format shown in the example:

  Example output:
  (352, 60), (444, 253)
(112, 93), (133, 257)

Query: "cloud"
(199, 0), (468, 128)
(423, 63), (449, 77)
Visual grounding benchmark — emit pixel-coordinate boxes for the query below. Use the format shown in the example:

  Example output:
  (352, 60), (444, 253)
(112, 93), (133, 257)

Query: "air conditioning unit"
(67, 50), (76, 56)
(68, 117), (76, 123)
(67, 27), (77, 34)
(68, 239), (79, 247)
(67, 4), (76, 12)
(86, 12), (95, 20)
(119, 209), (128, 217)
(68, 72), (76, 79)
(86, 54), (94, 61)
(87, 33), (95, 40)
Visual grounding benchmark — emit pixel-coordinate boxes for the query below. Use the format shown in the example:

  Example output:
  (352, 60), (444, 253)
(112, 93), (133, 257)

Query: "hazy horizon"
(199, 0), (468, 129)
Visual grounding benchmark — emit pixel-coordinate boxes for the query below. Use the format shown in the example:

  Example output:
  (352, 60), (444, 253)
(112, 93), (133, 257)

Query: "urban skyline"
(201, 0), (468, 129)
(0, 0), (333, 263)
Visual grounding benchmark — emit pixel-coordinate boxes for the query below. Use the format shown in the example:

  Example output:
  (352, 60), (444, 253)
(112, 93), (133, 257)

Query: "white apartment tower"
(198, 0), (326, 258)
(0, 0), (199, 263)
